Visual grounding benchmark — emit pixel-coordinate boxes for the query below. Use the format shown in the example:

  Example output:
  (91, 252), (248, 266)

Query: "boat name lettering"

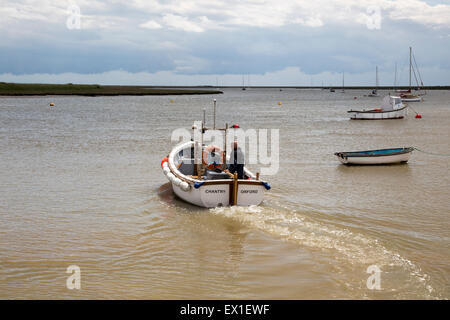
(241, 190), (258, 194)
(205, 189), (226, 194)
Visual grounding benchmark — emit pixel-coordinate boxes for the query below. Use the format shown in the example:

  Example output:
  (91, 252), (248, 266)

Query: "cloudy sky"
(1, 0), (449, 86)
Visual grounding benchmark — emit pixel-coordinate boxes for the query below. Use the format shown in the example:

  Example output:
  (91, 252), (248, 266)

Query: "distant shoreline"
(0, 83), (223, 96)
(1, 82), (449, 96)
(221, 86), (450, 90)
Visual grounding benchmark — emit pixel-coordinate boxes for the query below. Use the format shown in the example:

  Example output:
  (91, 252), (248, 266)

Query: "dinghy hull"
(401, 97), (422, 102)
(335, 147), (413, 165)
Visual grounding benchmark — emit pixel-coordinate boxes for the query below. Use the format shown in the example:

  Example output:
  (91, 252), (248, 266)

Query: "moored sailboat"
(399, 47), (425, 102)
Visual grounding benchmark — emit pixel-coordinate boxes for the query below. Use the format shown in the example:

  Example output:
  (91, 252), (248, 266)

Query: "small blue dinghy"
(335, 147), (414, 165)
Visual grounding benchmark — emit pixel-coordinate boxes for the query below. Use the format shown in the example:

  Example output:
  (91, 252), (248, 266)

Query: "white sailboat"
(399, 47), (424, 102)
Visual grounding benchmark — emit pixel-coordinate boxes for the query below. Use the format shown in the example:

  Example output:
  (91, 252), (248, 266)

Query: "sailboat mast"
(394, 62), (397, 90)
(409, 46), (412, 90)
(376, 66), (378, 88)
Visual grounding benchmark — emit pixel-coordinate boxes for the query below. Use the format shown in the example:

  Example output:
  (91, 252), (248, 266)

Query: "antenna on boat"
(203, 108), (206, 128)
(213, 99), (217, 130)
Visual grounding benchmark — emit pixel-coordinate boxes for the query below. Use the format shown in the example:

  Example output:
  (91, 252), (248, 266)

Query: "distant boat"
(368, 66), (379, 97)
(330, 88), (335, 92)
(347, 95), (408, 120)
(398, 47), (425, 102)
(400, 94), (422, 102)
(335, 147), (413, 165)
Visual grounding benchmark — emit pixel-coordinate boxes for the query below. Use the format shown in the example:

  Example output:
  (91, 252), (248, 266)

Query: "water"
(0, 89), (448, 299)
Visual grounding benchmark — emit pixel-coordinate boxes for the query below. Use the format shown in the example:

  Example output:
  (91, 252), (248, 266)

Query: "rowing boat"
(334, 147), (414, 165)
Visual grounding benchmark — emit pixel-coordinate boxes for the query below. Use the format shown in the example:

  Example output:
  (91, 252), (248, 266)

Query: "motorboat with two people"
(347, 95), (408, 120)
(161, 100), (271, 208)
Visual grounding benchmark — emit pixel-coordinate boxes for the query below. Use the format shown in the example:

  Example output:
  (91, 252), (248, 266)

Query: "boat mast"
(375, 66), (378, 89)
(394, 62), (397, 90)
(409, 46), (412, 91)
(213, 99), (217, 129)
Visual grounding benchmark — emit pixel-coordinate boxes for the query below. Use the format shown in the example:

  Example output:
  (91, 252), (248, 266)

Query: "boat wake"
(209, 200), (438, 299)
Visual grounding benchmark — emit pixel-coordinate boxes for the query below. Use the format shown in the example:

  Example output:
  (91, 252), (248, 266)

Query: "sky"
(1, 0), (450, 86)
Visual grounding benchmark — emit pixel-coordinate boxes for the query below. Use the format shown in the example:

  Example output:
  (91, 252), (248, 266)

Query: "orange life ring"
(202, 145), (224, 170)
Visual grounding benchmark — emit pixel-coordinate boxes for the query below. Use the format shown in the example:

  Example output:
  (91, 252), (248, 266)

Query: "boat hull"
(162, 141), (269, 208)
(348, 106), (407, 120)
(401, 97), (422, 102)
(335, 148), (413, 165)
(172, 181), (265, 208)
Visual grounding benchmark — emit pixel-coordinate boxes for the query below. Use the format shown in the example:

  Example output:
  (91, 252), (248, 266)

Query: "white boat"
(400, 47), (425, 102)
(400, 94), (422, 102)
(348, 95), (408, 120)
(161, 101), (270, 208)
(335, 147), (414, 165)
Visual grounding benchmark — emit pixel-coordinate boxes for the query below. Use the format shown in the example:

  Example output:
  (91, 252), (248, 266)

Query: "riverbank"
(0, 83), (223, 96)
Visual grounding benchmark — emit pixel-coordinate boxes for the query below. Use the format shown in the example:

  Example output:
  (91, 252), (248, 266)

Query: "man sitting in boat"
(226, 141), (245, 179)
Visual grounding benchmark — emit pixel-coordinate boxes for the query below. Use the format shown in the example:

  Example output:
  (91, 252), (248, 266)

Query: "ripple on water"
(210, 201), (438, 299)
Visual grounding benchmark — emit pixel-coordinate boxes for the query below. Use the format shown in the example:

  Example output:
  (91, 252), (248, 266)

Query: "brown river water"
(0, 88), (449, 299)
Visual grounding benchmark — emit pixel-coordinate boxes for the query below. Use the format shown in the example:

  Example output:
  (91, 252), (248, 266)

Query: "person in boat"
(226, 141), (245, 179)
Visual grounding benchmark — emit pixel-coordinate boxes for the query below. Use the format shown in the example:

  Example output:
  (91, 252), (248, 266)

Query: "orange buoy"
(161, 157), (168, 168)
(415, 114), (422, 119)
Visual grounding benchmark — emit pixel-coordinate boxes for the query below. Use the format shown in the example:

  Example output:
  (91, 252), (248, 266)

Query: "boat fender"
(261, 181), (271, 190)
(167, 172), (175, 181)
(194, 181), (205, 189)
(180, 181), (190, 191)
(173, 177), (182, 186)
(161, 157), (168, 168)
(163, 166), (170, 175)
